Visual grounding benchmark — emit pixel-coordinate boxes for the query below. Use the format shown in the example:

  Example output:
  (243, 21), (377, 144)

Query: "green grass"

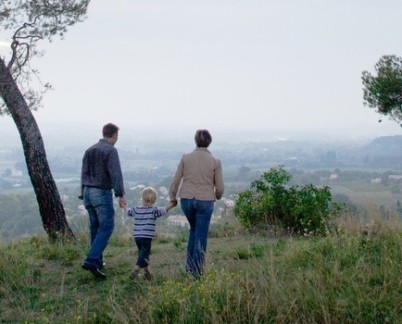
(0, 215), (401, 323)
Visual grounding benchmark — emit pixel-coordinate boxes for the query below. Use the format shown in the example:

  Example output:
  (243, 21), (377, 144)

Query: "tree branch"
(7, 40), (19, 69)
(8, 17), (43, 70)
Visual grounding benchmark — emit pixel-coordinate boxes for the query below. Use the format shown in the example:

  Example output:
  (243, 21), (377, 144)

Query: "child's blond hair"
(142, 187), (157, 206)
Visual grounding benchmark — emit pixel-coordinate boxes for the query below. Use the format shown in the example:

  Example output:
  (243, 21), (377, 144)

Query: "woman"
(169, 129), (224, 278)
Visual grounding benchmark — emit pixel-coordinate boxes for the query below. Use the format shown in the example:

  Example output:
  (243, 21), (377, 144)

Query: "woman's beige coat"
(169, 148), (224, 201)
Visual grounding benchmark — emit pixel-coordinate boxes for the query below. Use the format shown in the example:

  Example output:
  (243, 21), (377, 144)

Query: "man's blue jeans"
(180, 198), (214, 277)
(83, 187), (115, 269)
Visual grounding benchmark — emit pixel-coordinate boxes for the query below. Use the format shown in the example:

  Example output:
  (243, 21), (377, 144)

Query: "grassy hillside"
(0, 213), (401, 323)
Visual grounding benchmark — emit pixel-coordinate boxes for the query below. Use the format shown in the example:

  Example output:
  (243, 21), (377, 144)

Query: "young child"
(126, 186), (176, 280)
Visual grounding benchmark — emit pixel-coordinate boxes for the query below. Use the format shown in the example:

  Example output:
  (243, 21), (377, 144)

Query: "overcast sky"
(2, 0), (402, 142)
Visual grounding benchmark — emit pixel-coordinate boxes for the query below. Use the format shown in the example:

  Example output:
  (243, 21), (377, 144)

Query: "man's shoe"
(82, 263), (106, 279)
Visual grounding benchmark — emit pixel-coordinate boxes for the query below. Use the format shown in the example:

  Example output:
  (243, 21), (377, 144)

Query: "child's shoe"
(144, 270), (153, 281)
(129, 270), (139, 280)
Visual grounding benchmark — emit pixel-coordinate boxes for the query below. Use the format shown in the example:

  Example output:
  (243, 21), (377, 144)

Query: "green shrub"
(234, 166), (340, 235)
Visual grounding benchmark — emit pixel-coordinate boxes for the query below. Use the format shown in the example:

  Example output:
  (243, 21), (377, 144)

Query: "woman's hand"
(167, 199), (178, 211)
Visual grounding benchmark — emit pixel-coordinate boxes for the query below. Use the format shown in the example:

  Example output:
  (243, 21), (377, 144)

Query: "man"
(80, 123), (127, 278)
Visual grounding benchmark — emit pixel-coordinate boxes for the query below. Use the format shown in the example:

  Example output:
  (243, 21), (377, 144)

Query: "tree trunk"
(0, 57), (75, 242)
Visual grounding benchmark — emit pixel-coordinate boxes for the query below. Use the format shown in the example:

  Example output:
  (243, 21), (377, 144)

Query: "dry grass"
(335, 203), (402, 236)
(0, 209), (401, 323)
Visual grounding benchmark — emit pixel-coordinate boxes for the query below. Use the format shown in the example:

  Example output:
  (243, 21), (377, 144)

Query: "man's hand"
(118, 196), (127, 209)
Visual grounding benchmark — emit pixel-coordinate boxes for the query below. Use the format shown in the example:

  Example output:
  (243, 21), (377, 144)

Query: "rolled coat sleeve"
(214, 159), (224, 200)
(169, 156), (184, 200)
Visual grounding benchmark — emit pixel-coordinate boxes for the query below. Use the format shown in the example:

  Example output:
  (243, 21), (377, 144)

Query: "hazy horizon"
(0, 116), (401, 151)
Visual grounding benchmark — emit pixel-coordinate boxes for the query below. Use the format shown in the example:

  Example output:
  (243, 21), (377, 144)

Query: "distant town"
(1, 123), (402, 242)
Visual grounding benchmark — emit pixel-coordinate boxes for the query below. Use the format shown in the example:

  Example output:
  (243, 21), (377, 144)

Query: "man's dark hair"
(194, 129), (212, 148)
(103, 123), (119, 138)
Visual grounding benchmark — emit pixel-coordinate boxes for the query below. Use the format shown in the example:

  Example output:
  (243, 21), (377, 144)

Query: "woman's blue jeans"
(83, 187), (115, 269)
(180, 198), (214, 277)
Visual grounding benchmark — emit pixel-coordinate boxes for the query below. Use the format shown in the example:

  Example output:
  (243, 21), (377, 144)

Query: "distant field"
(331, 183), (400, 208)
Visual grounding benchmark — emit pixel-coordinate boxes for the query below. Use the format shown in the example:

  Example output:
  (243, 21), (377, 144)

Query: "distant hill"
(364, 135), (402, 155)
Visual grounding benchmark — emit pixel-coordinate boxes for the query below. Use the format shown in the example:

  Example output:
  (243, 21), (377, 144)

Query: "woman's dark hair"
(194, 129), (212, 148)
(102, 123), (119, 138)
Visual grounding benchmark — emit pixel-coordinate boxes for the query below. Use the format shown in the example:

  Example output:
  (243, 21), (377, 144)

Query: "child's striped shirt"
(127, 206), (167, 239)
